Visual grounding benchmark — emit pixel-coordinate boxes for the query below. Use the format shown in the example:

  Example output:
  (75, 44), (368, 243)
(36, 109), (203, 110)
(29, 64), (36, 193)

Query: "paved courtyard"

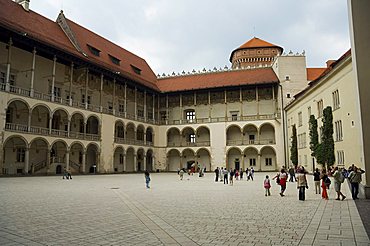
(0, 172), (369, 246)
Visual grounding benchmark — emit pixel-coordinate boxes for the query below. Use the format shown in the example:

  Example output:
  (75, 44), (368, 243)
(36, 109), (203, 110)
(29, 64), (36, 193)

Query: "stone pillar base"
(364, 185), (370, 199)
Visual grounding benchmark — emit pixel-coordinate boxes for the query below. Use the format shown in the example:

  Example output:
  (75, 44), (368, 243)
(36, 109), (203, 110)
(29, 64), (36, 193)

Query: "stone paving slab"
(0, 173), (369, 245)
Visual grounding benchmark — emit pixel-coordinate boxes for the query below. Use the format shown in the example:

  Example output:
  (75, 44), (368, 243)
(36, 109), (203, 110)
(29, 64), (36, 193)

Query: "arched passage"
(181, 127), (195, 147)
(259, 123), (275, 144)
(29, 138), (49, 174)
(226, 125), (242, 145)
(70, 142), (84, 173)
(126, 123), (136, 144)
(196, 148), (211, 171)
(86, 115), (99, 135)
(6, 100), (29, 130)
(243, 124), (258, 145)
(137, 148), (145, 171)
(182, 148), (196, 170)
(51, 109), (69, 135)
(260, 146), (276, 171)
(3, 136), (28, 174)
(167, 128), (181, 147)
(146, 127), (154, 146)
(115, 121), (125, 139)
(125, 147), (135, 172)
(146, 149), (154, 172)
(50, 140), (67, 174)
(196, 126), (210, 146)
(113, 146), (125, 172)
(86, 143), (99, 173)
(167, 149), (180, 171)
(30, 104), (50, 132)
(243, 147), (258, 170)
(227, 147), (242, 170)
(70, 113), (85, 138)
(136, 125), (145, 145)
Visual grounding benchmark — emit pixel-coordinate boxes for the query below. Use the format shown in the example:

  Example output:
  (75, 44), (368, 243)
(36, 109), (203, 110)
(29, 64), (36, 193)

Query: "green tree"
(290, 124), (298, 168)
(309, 115), (319, 158)
(321, 106), (335, 168)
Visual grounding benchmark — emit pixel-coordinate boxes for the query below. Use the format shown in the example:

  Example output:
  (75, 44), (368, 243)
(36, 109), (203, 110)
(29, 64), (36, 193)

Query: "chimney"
(14, 0), (30, 11)
(326, 60), (335, 68)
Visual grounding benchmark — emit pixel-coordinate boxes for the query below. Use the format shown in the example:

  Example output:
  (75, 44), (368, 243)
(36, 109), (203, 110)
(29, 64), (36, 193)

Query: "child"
(264, 175), (271, 196)
(144, 171), (151, 188)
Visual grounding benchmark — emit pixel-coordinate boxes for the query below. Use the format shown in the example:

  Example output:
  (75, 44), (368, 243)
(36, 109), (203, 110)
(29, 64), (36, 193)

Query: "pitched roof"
(306, 68), (326, 81)
(230, 37), (283, 62)
(157, 68), (279, 93)
(0, 0), (158, 90)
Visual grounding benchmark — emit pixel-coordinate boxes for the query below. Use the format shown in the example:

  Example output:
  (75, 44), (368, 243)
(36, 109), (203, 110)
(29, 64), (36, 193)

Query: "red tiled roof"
(306, 68), (326, 81)
(157, 68), (279, 92)
(230, 37), (283, 62)
(0, 0), (158, 90)
(65, 18), (158, 90)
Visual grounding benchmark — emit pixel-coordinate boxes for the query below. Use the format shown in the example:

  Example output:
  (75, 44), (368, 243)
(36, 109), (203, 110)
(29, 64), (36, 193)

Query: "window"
(117, 125), (124, 138)
(285, 75), (290, 81)
(298, 133), (307, 149)
(82, 95), (91, 105)
(50, 86), (61, 98)
(337, 150), (345, 165)
(332, 90), (340, 110)
(287, 93), (291, 98)
(335, 120), (343, 141)
(189, 134), (196, 143)
(6, 108), (12, 123)
(160, 111), (167, 120)
(232, 114), (238, 121)
(185, 110), (196, 123)
(137, 109), (144, 118)
(298, 112), (302, 127)
(317, 99), (323, 117)
(131, 65), (141, 75)
(249, 135), (255, 144)
(249, 158), (256, 166)
(119, 104), (125, 113)
(16, 148), (25, 162)
(265, 158), (272, 166)
(109, 54), (120, 65)
(87, 44), (100, 57)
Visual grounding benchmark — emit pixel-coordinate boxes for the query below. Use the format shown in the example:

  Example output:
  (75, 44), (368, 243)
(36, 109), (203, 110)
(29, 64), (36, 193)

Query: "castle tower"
(230, 37), (283, 69)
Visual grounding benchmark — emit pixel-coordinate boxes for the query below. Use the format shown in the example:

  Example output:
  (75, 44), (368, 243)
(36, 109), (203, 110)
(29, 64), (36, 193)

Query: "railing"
(226, 139), (276, 146)
(5, 123), (100, 141)
(5, 123), (28, 132)
(33, 160), (47, 172)
(9, 85), (30, 97)
(33, 91), (52, 101)
(0, 83), (5, 91)
(167, 141), (210, 147)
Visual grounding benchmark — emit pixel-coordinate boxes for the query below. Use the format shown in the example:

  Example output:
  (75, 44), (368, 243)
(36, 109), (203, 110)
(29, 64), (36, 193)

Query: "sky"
(29, 0), (350, 75)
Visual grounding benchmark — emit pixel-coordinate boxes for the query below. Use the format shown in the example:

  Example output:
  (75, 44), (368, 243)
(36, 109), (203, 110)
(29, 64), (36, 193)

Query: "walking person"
(249, 167), (254, 181)
(296, 167), (308, 201)
(348, 166), (365, 200)
(62, 167), (68, 180)
(332, 166), (346, 201)
(313, 168), (321, 194)
(179, 168), (184, 180)
(289, 166), (296, 182)
(321, 169), (329, 200)
(264, 175), (271, 196)
(240, 168), (244, 180)
(144, 171), (151, 189)
(229, 169), (234, 186)
(214, 167), (219, 182)
(67, 167), (72, 180)
(279, 168), (287, 196)
(223, 168), (228, 184)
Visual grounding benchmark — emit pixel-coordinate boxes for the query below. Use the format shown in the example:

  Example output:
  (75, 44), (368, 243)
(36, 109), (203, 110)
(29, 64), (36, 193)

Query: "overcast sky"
(30, 0), (350, 75)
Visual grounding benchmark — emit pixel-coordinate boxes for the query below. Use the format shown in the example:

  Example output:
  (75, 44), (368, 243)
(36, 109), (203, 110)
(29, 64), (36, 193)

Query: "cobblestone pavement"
(0, 173), (369, 246)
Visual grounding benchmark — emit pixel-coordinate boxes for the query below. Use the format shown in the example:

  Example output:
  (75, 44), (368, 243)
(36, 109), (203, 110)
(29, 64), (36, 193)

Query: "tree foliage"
(309, 115), (319, 157)
(290, 124), (298, 167)
(316, 106), (335, 169)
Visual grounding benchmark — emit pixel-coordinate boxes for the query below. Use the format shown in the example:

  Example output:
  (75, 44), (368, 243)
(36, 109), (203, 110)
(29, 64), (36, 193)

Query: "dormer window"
(87, 44), (100, 57)
(109, 55), (120, 65)
(130, 65), (141, 75)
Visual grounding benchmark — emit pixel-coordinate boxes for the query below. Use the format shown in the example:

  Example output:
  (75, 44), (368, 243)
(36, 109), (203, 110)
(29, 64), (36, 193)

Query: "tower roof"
(230, 37), (283, 62)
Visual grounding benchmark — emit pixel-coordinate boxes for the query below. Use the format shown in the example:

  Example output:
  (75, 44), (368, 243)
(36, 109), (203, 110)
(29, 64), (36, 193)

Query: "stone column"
(241, 154), (245, 170)
(144, 91), (147, 121)
(124, 83), (127, 118)
(112, 78), (116, 115)
(51, 55), (57, 102)
(256, 87), (259, 117)
(69, 62), (74, 106)
(5, 38), (12, 92)
(28, 111), (32, 132)
(180, 155), (183, 170)
(123, 153), (126, 172)
(152, 155), (156, 171)
(67, 119), (71, 137)
(82, 150), (86, 173)
(179, 94), (183, 124)
(65, 150), (70, 170)
(49, 116), (53, 135)
(96, 152), (100, 173)
(143, 155), (147, 171)
(208, 91), (211, 120)
(240, 87), (243, 118)
(46, 146), (51, 169)
(133, 154), (137, 172)
(166, 95), (169, 124)
(30, 47), (36, 97)
(224, 90), (227, 120)
(257, 154), (261, 171)
(152, 93), (155, 121)
(24, 147), (30, 175)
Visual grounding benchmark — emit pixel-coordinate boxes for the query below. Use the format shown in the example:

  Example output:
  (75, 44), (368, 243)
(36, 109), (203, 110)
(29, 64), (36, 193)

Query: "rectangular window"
(109, 54), (120, 65)
(87, 44), (100, 57)
(16, 148), (25, 162)
(335, 120), (343, 141)
(131, 65), (141, 75)
(332, 90), (340, 110)
(298, 112), (302, 127)
(317, 99), (323, 117)
(249, 135), (255, 144)
(189, 134), (196, 143)
(137, 109), (144, 118)
(265, 158), (272, 166)
(119, 104), (125, 113)
(82, 95), (91, 105)
(186, 110), (196, 123)
(232, 114), (238, 121)
(249, 158), (256, 166)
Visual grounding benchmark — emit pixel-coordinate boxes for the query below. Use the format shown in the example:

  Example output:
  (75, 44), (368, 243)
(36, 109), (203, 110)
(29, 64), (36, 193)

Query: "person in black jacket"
(313, 168), (321, 194)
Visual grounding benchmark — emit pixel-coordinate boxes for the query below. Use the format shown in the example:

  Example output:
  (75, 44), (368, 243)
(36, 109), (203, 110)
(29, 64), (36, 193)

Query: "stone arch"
(69, 141), (85, 173)
(50, 140), (68, 173)
(196, 126), (210, 146)
(182, 148), (196, 170)
(136, 124), (145, 143)
(125, 147), (135, 172)
(6, 99), (30, 127)
(113, 146), (125, 173)
(259, 123), (275, 144)
(242, 124), (258, 144)
(167, 149), (181, 171)
(86, 115), (100, 135)
(260, 146), (276, 171)
(196, 148), (211, 171)
(126, 122), (136, 143)
(243, 147), (259, 170)
(29, 137), (49, 174)
(115, 120), (125, 139)
(226, 125), (242, 145)
(145, 126), (154, 145)
(86, 143), (99, 173)
(51, 108), (69, 133)
(226, 147), (242, 170)
(3, 135), (28, 175)
(167, 127), (181, 147)
(181, 127), (196, 146)
(137, 148), (145, 171)
(70, 112), (85, 136)
(146, 149), (154, 172)
(30, 104), (50, 130)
